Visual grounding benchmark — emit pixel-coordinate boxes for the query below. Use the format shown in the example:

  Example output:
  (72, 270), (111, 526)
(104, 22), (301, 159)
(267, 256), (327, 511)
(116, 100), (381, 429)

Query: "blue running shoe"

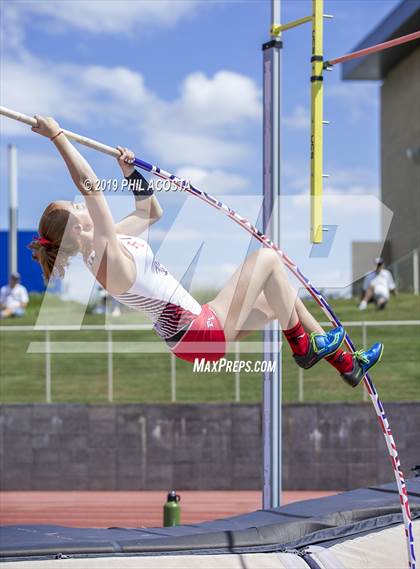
(293, 326), (345, 370)
(341, 342), (384, 387)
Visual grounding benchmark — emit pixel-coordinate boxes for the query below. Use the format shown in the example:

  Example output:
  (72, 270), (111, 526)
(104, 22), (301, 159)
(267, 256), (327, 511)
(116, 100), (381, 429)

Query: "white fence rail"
(1, 321), (419, 403)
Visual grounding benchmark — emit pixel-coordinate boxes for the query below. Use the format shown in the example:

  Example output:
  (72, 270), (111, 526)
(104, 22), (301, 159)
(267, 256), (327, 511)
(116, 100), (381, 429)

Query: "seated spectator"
(359, 258), (397, 310)
(0, 272), (29, 318)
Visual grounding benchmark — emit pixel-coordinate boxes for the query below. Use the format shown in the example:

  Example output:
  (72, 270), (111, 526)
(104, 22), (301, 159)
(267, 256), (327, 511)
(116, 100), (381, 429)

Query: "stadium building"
(347, 0), (420, 292)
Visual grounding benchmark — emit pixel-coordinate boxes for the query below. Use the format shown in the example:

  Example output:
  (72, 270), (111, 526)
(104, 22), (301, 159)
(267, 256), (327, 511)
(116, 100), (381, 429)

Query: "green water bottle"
(163, 490), (181, 527)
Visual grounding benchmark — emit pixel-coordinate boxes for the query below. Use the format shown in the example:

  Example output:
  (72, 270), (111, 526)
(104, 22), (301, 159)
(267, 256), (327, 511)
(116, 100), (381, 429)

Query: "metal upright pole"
(107, 330), (114, 403)
(413, 249), (419, 295)
(262, 0), (282, 510)
(8, 144), (18, 276)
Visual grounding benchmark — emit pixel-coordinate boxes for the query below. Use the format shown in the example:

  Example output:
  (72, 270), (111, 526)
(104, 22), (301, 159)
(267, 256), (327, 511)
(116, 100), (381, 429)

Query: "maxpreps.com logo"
(193, 358), (277, 373)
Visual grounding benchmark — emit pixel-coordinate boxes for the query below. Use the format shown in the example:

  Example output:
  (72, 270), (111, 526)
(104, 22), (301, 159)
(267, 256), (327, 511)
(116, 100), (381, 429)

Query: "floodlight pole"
(262, 0), (282, 510)
(8, 145), (18, 276)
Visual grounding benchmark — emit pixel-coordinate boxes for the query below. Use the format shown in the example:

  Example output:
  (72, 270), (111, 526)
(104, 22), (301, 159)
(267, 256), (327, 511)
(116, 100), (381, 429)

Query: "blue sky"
(0, 0), (399, 297)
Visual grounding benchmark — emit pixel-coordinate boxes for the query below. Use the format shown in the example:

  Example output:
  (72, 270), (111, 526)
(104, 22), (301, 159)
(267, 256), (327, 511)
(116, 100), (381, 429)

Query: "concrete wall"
(381, 46), (420, 288)
(1, 403), (419, 491)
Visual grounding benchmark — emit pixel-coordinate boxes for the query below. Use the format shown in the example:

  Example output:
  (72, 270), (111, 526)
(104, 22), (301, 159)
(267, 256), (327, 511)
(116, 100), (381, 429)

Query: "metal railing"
(389, 248), (419, 295)
(0, 320), (418, 403)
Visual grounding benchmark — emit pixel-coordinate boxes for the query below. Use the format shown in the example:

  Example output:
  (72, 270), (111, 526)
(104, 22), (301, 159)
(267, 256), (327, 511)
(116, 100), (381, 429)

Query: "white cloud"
(175, 167), (250, 194)
(0, 54), (152, 130)
(326, 183), (378, 197)
(283, 105), (310, 130)
(1, 51), (260, 171)
(282, 159), (310, 192)
(0, 2), (25, 52)
(274, 194), (388, 290)
(177, 71), (262, 128)
(326, 82), (379, 121)
(80, 66), (149, 107)
(141, 70), (261, 168)
(0, 1), (258, 252)
(324, 167), (376, 186)
(2, 1), (200, 45)
(145, 129), (252, 169)
(282, 160), (379, 197)
(289, 193), (380, 215)
(1, 0), (261, 175)
(324, 167), (378, 196)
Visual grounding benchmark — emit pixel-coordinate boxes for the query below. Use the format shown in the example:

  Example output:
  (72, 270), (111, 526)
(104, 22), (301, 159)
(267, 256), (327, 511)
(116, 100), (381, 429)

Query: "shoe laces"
(309, 330), (340, 354)
(309, 331), (321, 352)
(353, 349), (369, 364)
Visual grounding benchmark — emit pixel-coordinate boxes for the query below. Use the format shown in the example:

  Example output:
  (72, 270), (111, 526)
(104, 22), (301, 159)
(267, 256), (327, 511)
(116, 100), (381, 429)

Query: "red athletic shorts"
(170, 304), (226, 363)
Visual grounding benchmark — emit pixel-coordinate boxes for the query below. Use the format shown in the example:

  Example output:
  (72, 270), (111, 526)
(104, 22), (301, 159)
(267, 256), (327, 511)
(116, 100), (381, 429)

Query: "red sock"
(283, 321), (309, 356)
(325, 348), (354, 374)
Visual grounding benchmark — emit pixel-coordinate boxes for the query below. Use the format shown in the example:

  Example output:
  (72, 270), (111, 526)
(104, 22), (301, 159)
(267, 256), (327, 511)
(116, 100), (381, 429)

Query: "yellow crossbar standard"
(271, 15), (312, 36)
(310, 0), (324, 243)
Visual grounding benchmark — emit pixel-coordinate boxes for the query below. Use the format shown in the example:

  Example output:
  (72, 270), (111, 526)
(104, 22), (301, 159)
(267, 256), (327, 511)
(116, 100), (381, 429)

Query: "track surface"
(0, 491), (336, 528)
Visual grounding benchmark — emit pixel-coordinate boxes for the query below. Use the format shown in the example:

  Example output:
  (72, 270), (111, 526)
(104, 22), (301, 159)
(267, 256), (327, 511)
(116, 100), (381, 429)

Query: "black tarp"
(1, 479), (419, 561)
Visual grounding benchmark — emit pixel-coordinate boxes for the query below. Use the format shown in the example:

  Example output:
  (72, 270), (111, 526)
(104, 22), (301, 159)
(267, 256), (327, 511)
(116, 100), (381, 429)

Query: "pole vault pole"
(0, 104), (416, 568)
(262, 0), (282, 510)
(325, 30), (420, 67)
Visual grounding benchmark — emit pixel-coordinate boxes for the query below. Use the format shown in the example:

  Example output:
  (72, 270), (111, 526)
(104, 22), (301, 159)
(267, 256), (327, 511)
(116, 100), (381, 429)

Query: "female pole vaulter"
(29, 115), (383, 387)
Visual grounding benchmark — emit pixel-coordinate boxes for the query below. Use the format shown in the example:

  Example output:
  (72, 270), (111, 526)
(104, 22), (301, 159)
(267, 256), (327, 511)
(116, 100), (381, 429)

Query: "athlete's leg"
(209, 248), (299, 341)
(209, 249), (344, 370)
(210, 250), (381, 384)
(232, 290), (348, 372)
(295, 292), (383, 385)
(235, 294), (345, 357)
(295, 296), (324, 334)
(211, 254), (325, 343)
(294, 295), (357, 374)
(234, 293), (324, 340)
(233, 292), (275, 341)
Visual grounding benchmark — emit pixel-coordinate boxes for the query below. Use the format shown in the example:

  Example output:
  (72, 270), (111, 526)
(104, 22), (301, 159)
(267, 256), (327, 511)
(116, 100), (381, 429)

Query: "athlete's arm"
(32, 116), (135, 293)
(32, 116), (118, 241)
(114, 147), (163, 236)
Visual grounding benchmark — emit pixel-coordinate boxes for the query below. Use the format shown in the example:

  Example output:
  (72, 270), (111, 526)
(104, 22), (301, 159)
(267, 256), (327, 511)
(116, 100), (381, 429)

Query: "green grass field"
(0, 293), (419, 404)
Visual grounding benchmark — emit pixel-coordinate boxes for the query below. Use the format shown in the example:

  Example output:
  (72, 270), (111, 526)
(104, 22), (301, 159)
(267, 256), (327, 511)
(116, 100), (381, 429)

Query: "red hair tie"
(35, 235), (53, 247)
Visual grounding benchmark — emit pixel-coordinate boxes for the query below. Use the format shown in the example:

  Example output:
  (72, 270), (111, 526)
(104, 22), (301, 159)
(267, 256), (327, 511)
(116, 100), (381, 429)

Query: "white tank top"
(85, 234), (202, 339)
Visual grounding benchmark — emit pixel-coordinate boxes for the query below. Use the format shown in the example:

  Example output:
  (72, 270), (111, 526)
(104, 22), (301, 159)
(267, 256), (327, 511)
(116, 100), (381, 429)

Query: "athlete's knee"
(245, 248), (283, 281)
(254, 248), (279, 267)
(263, 249), (286, 275)
(257, 249), (287, 281)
